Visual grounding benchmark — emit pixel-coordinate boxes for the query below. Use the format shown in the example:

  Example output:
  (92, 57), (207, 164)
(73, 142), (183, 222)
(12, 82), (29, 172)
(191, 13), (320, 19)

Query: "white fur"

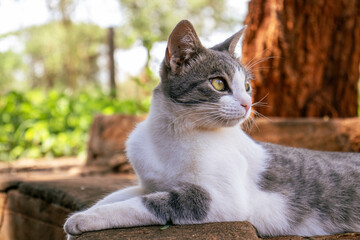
(219, 69), (252, 123)
(126, 107), (292, 237)
(65, 197), (162, 237)
(123, 69), (291, 236)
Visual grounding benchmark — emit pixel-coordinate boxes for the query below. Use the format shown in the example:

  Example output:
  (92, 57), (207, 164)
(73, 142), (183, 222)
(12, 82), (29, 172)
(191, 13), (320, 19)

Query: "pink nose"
(241, 104), (249, 111)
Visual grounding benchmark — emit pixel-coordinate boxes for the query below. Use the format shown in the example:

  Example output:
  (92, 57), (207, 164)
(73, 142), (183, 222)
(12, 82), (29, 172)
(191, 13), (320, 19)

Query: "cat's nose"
(241, 104), (250, 111)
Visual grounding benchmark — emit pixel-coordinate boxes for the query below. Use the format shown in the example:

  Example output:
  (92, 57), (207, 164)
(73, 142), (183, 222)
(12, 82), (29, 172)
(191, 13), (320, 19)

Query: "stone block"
(248, 117), (360, 152)
(0, 176), (359, 240)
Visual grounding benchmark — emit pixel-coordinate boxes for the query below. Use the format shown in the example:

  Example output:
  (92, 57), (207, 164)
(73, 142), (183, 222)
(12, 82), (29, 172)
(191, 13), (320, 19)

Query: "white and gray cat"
(64, 20), (360, 238)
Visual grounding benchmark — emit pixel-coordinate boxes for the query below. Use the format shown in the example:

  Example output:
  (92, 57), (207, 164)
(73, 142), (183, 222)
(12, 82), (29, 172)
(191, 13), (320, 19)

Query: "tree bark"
(243, 0), (360, 117)
(108, 27), (116, 98)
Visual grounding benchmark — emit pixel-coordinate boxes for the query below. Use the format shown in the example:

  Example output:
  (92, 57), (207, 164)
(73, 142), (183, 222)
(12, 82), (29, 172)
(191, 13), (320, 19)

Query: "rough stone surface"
(0, 190), (71, 240)
(19, 175), (137, 210)
(77, 222), (259, 240)
(0, 175), (136, 240)
(247, 117), (360, 152)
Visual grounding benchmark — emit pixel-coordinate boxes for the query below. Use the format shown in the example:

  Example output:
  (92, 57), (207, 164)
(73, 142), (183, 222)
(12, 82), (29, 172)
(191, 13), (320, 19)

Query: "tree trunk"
(108, 27), (116, 98)
(243, 0), (360, 117)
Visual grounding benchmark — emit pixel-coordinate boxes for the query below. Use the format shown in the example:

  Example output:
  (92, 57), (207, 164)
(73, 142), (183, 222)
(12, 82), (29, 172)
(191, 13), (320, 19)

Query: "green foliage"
(0, 89), (150, 161)
(0, 50), (25, 91)
(0, 1), (238, 95)
(0, 21), (107, 92)
(118, 0), (235, 51)
(23, 22), (106, 89)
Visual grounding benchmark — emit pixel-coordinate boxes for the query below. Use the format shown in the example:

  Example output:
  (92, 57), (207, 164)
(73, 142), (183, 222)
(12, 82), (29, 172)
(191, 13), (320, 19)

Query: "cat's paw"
(64, 212), (98, 235)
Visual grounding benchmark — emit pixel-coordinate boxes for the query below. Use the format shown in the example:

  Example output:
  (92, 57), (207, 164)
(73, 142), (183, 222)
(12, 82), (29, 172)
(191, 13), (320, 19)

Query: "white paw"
(64, 211), (98, 235)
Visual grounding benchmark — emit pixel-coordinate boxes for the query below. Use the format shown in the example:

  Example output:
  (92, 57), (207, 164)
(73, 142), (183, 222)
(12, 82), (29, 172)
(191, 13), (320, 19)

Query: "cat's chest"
(152, 128), (250, 177)
(127, 121), (263, 191)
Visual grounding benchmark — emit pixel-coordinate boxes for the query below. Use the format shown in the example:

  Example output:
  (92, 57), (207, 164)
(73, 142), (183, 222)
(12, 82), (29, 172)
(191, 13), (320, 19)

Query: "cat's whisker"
(248, 114), (260, 132)
(253, 110), (272, 122)
(244, 48), (271, 69)
(193, 113), (222, 126)
(246, 57), (272, 70)
(252, 103), (268, 108)
(248, 55), (281, 68)
(252, 93), (269, 108)
(173, 108), (222, 127)
(250, 66), (274, 72)
(247, 56), (281, 71)
(252, 101), (268, 106)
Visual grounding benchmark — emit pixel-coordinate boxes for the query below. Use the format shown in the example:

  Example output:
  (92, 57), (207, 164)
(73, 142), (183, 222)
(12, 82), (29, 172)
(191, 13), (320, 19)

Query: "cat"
(64, 20), (360, 238)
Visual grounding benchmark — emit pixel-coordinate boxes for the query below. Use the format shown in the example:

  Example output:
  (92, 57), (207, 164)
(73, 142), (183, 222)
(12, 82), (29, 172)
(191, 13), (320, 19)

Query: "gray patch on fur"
(142, 183), (211, 224)
(259, 142), (360, 232)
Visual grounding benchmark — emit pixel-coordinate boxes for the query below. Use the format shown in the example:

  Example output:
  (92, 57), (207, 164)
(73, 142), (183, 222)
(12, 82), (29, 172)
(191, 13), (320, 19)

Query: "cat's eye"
(210, 78), (226, 91)
(245, 81), (251, 92)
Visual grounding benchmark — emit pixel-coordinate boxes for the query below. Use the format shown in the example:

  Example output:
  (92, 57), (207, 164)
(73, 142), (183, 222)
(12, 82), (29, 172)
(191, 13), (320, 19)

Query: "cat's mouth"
(220, 106), (249, 119)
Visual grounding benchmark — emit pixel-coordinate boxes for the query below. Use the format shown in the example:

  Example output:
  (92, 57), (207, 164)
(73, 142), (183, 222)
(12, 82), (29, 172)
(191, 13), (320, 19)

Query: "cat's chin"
(223, 118), (246, 128)
(220, 112), (251, 127)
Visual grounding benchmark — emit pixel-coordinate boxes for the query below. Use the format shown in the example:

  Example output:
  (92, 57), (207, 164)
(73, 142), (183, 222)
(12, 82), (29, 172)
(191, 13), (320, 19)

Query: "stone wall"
(248, 117), (360, 152)
(86, 115), (360, 173)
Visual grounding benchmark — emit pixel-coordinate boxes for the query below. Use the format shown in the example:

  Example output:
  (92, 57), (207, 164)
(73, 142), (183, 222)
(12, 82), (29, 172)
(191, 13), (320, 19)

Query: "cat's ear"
(211, 25), (247, 59)
(165, 20), (202, 73)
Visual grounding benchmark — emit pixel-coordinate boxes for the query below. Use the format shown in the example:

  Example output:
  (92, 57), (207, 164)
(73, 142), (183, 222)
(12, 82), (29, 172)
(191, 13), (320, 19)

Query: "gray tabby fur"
(260, 143), (360, 233)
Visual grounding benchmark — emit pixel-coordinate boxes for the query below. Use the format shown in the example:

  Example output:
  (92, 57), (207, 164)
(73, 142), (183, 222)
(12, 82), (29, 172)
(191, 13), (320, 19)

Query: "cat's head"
(156, 20), (252, 130)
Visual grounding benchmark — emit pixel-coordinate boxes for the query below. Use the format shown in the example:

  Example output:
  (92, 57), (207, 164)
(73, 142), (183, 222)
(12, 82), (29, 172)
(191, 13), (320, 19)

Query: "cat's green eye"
(245, 81), (251, 92)
(210, 78), (226, 91)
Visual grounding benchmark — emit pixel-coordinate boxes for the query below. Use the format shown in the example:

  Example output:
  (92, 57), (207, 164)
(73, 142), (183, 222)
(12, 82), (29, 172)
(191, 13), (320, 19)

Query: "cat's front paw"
(64, 212), (98, 236)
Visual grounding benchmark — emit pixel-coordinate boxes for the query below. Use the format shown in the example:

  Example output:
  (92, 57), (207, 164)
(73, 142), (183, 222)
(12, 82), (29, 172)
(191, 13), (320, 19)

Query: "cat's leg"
(64, 183), (211, 236)
(92, 185), (145, 207)
(64, 197), (161, 236)
(65, 185), (145, 240)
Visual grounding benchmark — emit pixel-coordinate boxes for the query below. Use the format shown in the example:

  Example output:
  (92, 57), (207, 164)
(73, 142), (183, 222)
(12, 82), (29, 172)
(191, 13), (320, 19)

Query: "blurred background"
(0, 0), (359, 162)
(0, 0), (248, 161)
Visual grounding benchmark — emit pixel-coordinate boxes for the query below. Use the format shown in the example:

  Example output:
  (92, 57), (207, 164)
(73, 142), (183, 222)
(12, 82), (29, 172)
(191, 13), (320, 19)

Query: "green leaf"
(160, 224), (170, 230)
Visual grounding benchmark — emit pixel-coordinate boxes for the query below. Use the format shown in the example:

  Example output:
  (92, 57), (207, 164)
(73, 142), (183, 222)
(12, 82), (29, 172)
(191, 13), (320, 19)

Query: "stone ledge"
(0, 175), (137, 240)
(1, 175), (360, 240)
(76, 222), (259, 240)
